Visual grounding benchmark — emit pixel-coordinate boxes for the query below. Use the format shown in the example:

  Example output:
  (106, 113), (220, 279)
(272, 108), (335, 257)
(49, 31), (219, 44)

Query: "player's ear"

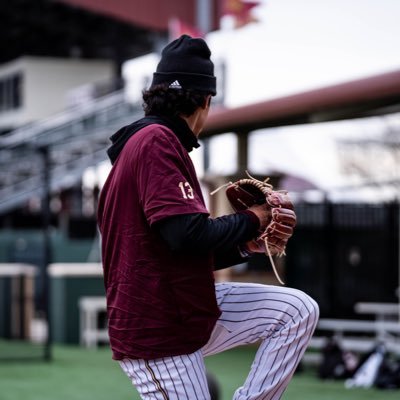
(201, 95), (212, 109)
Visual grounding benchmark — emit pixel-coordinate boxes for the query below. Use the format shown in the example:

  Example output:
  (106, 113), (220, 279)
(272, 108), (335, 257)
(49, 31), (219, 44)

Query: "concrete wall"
(0, 57), (113, 130)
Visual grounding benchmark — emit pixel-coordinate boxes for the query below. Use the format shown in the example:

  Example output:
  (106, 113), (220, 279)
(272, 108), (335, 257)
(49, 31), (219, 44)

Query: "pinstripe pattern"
(120, 350), (210, 399)
(119, 282), (319, 400)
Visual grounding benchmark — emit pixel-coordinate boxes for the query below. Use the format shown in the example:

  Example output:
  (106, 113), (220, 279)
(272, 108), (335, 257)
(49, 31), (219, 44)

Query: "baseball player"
(97, 35), (319, 399)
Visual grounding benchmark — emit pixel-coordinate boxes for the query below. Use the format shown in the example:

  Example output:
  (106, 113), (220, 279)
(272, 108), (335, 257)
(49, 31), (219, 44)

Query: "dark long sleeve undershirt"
(156, 211), (260, 270)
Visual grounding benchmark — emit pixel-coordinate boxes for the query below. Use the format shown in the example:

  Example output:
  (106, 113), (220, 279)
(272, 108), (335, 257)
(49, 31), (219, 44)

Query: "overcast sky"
(208, 0), (400, 107)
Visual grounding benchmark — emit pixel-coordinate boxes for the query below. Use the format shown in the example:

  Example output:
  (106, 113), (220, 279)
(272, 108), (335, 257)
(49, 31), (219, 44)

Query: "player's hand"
(243, 238), (266, 254)
(248, 203), (271, 230)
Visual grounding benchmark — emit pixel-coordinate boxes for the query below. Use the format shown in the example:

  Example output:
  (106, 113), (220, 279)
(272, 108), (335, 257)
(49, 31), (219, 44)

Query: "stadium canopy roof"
(0, 0), (156, 65)
(204, 69), (400, 136)
(56, 0), (220, 32)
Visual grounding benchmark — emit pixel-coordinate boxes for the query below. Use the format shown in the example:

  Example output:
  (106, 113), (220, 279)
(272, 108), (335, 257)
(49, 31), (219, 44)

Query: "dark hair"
(142, 84), (209, 117)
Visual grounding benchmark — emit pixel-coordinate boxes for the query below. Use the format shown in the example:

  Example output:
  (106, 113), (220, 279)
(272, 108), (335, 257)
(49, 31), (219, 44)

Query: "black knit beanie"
(151, 35), (217, 96)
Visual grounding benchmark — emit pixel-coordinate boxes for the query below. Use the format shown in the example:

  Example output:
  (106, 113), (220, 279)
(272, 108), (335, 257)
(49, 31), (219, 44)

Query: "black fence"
(284, 202), (399, 318)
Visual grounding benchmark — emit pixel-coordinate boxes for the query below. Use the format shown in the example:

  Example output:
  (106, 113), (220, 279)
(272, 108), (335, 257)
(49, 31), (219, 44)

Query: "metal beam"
(204, 69), (400, 136)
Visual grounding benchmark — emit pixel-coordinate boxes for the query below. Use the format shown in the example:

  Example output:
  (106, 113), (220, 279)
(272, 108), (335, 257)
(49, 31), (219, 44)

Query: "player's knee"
(283, 288), (319, 329)
(297, 290), (319, 331)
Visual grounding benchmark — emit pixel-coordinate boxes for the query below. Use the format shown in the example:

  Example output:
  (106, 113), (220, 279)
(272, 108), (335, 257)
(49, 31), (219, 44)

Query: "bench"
(78, 296), (108, 348)
(303, 301), (400, 364)
(303, 317), (400, 365)
(354, 302), (399, 322)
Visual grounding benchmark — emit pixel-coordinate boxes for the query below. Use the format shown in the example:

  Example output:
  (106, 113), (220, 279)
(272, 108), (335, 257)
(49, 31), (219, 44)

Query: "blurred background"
(0, 0), (399, 397)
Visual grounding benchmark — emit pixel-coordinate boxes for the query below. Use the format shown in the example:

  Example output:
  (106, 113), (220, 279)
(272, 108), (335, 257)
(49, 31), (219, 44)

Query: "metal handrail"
(0, 90), (129, 148)
(0, 89), (143, 214)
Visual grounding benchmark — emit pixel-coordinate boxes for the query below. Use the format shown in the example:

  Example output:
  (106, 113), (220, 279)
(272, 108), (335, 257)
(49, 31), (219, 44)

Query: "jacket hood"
(107, 115), (200, 165)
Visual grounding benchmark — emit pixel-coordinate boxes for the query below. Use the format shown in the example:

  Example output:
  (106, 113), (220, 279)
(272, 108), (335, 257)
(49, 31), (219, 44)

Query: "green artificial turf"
(0, 344), (399, 400)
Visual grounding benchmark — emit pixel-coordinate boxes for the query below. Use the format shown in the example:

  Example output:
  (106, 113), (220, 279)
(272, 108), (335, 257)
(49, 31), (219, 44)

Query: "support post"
(39, 145), (52, 361)
(237, 131), (249, 174)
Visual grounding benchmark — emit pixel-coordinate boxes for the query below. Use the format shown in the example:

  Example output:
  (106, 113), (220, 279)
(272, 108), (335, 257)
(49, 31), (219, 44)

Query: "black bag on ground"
(318, 337), (358, 380)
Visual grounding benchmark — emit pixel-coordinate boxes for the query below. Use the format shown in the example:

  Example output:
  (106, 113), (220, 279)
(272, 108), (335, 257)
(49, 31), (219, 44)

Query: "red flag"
(169, 17), (204, 40)
(222, 0), (260, 27)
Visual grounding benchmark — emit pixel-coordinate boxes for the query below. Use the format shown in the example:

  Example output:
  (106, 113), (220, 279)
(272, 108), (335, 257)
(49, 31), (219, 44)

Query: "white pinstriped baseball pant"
(119, 282), (319, 400)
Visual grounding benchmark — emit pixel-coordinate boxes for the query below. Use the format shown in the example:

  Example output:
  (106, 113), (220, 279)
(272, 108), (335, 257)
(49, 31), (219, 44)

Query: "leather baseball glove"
(212, 172), (296, 284)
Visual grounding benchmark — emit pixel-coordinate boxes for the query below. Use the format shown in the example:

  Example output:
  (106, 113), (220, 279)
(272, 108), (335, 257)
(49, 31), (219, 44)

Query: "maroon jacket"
(98, 122), (221, 360)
